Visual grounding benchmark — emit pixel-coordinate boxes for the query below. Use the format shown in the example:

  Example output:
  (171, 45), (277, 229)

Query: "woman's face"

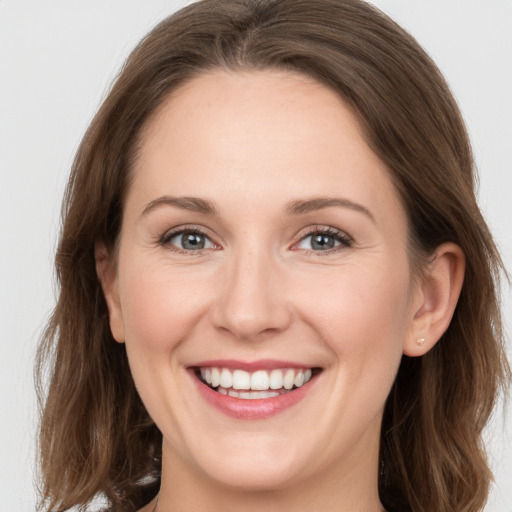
(103, 70), (423, 492)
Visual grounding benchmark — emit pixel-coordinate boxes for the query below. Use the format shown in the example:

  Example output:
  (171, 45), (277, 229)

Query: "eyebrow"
(285, 197), (375, 223)
(139, 195), (374, 223)
(140, 196), (217, 218)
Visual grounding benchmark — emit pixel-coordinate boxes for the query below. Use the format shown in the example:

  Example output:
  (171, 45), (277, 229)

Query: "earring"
(416, 337), (426, 346)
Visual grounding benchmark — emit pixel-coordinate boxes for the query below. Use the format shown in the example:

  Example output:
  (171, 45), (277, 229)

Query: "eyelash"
(158, 225), (353, 254)
(293, 226), (353, 254)
(159, 226), (216, 255)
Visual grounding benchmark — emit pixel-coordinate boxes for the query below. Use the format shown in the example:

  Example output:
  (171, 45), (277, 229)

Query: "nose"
(211, 246), (292, 341)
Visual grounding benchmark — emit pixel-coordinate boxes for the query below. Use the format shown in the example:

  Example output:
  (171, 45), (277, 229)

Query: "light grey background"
(1, 1), (510, 510)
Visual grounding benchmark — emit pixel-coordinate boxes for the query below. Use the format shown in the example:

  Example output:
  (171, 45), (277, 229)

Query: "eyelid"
(291, 225), (354, 252)
(157, 224), (352, 254)
(159, 225), (221, 252)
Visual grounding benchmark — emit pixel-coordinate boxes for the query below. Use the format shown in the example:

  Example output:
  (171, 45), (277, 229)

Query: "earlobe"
(404, 243), (465, 357)
(95, 242), (125, 343)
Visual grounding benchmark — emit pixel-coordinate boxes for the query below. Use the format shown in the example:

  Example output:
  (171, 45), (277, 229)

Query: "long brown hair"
(36, 1), (510, 511)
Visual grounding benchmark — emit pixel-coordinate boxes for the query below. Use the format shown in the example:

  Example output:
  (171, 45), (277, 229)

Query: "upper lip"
(188, 359), (317, 372)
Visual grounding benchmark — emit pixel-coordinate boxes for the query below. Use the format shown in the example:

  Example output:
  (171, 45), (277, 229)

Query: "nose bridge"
(212, 239), (291, 339)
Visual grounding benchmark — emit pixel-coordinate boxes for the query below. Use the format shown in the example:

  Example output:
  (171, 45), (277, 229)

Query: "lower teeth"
(215, 387), (291, 399)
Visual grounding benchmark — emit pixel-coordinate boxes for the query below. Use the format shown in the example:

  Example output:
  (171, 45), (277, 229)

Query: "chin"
(201, 455), (304, 491)
(173, 433), (312, 492)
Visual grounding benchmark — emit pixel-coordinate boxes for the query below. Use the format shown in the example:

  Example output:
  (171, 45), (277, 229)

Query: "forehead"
(129, 69), (404, 225)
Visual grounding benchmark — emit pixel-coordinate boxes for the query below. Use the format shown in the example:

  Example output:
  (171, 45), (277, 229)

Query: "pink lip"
(189, 359), (313, 372)
(188, 366), (319, 420)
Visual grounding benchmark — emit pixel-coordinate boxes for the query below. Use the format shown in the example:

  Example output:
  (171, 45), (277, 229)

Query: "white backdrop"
(1, 1), (510, 510)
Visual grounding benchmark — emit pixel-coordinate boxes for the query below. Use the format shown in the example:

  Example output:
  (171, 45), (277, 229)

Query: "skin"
(96, 69), (465, 512)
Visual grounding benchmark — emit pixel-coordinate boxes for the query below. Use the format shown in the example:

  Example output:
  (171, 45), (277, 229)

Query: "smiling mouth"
(194, 367), (321, 399)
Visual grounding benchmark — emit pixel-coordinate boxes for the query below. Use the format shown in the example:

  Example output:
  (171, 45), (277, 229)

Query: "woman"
(36, 1), (510, 511)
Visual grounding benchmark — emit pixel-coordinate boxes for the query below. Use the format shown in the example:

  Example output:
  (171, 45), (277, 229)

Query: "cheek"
(118, 258), (210, 353)
(296, 259), (412, 361)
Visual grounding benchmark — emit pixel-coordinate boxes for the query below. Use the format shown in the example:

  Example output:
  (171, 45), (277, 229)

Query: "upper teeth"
(200, 367), (313, 391)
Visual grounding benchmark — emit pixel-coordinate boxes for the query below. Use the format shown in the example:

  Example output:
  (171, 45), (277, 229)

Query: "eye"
(295, 228), (352, 252)
(162, 229), (216, 251)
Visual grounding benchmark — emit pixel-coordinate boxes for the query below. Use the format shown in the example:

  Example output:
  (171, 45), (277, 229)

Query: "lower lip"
(189, 370), (318, 420)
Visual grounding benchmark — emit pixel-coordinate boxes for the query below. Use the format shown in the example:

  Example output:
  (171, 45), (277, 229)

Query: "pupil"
(183, 233), (205, 250)
(311, 234), (334, 250)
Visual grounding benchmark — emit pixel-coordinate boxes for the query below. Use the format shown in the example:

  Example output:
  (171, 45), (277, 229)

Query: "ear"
(403, 242), (465, 357)
(95, 242), (125, 343)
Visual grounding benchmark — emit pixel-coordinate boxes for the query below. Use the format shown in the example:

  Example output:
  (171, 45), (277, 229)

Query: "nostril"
(210, 263), (292, 339)
(211, 305), (293, 340)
